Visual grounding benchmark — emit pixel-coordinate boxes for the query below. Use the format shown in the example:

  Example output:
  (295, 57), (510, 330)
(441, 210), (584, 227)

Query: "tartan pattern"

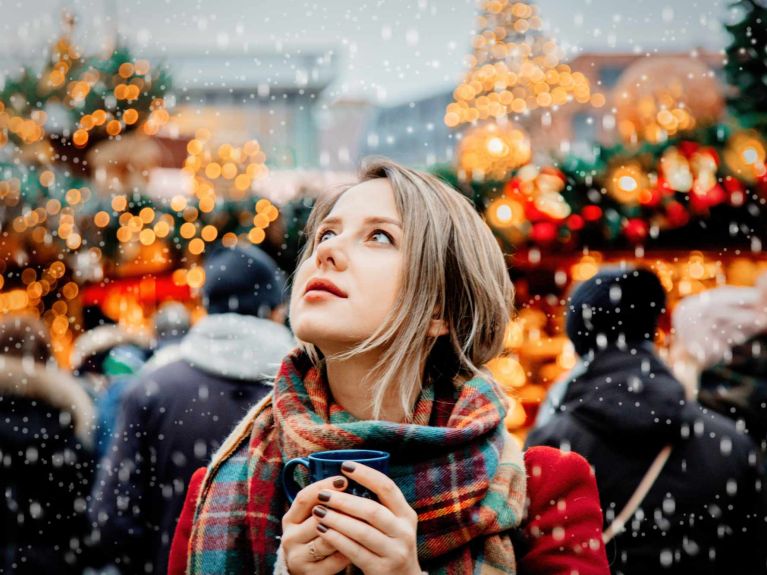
(188, 349), (526, 574)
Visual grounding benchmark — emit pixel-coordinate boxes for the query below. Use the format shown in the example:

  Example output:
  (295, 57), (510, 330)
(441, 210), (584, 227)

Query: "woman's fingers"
(282, 513), (321, 545)
(300, 535), (339, 563)
(315, 489), (400, 537)
(316, 522), (380, 569)
(312, 503), (391, 555)
(282, 474), (348, 526)
(307, 551), (350, 575)
(341, 462), (417, 522)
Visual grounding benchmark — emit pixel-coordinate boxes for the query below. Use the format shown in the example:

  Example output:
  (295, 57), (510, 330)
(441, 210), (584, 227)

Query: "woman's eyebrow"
(320, 216), (402, 228)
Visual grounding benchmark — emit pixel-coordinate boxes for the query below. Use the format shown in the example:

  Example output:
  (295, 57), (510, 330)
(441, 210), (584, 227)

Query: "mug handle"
(282, 457), (311, 503)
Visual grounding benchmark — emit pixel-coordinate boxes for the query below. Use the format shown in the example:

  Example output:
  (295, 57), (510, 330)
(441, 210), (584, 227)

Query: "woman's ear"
(427, 318), (449, 337)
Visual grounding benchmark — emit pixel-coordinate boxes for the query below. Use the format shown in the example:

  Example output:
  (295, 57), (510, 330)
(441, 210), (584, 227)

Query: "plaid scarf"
(188, 349), (526, 574)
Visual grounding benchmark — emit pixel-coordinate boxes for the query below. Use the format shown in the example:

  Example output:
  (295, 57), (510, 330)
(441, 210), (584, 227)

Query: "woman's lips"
(304, 278), (348, 298)
(303, 289), (342, 302)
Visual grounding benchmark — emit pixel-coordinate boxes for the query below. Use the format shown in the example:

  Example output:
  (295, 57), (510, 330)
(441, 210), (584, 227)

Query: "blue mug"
(282, 449), (390, 503)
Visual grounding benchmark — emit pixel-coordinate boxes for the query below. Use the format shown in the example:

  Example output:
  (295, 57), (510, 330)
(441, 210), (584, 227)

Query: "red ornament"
(503, 178), (523, 199)
(530, 221), (558, 244)
(566, 214), (585, 231)
(665, 201), (690, 227)
(639, 186), (663, 207)
(678, 141), (700, 158)
(623, 218), (648, 243)
(582, 205), (603, 222)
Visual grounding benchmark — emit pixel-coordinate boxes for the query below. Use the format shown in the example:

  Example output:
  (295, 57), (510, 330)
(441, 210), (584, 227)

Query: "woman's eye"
(317, 229), (335, 243)
(370, 230), (393, 244)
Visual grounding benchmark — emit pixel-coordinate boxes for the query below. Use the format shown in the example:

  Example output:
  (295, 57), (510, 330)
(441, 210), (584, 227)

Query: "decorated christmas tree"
(724, 0), (767, 132)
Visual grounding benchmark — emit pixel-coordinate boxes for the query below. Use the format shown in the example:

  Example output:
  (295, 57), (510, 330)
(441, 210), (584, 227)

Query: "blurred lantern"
(571, 253), (602, 281)
(487, 355), (527, 394)
(613, 56), (724, 144)
(457, 122), (531, 181)
(724, 131), (767, 183)
(486, 197), (526, 228)
(607, 162), (649, 204)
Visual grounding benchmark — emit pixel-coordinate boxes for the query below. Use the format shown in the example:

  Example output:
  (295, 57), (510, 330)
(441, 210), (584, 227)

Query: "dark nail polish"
(333, 477), (346, 489)
(317, 523), (329, 533)
(313, 505), (327, 518)
(341, 461), (356, 473)
(318, 490), (331, 502)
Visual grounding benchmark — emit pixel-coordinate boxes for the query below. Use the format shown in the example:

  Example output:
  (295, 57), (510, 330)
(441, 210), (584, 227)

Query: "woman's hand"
(281, 475), (351, 575)
(311, 462), (423, 575)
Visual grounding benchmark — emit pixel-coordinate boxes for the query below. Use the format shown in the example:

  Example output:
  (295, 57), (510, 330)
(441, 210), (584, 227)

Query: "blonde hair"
(295, 157), (514, 419)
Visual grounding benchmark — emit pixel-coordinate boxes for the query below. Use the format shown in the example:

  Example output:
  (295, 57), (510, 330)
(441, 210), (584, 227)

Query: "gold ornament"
(724, 131), (767, 183)
(613, 56), (723, 144)
(607, 162), (649, 204)
(457, 122), (531, 181)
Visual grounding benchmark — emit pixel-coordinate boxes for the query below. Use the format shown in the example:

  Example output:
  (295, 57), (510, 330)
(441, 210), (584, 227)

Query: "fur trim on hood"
(0, 355), (96, 446)
(180, 313), (295, 382)
(71, 324), (152, 371)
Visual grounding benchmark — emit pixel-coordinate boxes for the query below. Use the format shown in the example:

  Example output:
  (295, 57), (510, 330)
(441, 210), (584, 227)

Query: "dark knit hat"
(566, 267), (666, 357)
(202, 245), (287, 318)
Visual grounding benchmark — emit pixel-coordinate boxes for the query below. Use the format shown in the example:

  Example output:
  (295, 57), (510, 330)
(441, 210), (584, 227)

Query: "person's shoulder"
(524, 445), (594, 484)
(683, 401), (757, 451)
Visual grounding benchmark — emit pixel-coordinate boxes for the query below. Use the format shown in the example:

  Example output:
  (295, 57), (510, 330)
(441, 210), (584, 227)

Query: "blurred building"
(156, 49), (339, 168)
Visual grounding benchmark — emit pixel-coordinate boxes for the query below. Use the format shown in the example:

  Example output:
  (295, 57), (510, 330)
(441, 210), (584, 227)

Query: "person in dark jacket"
(0, 315), (95, 574)
(87, 245), (295, 574)
(526, 267), (767, 575)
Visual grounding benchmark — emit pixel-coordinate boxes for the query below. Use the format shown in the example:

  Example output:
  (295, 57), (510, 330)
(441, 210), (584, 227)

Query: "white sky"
(2, 0), (731, 105)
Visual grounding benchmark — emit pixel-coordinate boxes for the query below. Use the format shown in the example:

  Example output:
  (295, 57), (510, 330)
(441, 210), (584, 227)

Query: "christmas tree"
(444, 0), (601, 128)
(724, 0), (767, 132)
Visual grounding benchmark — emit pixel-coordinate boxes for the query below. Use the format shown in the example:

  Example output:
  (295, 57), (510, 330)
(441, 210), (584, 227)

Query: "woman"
(170, 159), (609, 574)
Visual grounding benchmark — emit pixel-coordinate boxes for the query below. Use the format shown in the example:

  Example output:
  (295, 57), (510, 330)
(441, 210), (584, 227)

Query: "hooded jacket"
(526, 346), (767, 574)
(0, 356), (96, 574)
(88, 314), (295, 575)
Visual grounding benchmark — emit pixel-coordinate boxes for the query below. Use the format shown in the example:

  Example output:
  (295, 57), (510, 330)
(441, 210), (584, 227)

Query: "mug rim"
(309, 449), (389, 462)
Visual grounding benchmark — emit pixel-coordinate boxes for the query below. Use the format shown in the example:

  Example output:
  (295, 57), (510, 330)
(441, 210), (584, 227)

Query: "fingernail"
(313, 505), (328, 518)
(333, 477), (346, 489)
(317, 523), (329, 534)
(341, 461), (356, 473)
(318, 490), (331, 502)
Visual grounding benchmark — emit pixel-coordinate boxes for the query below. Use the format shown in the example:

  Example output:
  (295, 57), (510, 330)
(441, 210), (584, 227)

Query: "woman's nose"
(314, 235), (347, 271)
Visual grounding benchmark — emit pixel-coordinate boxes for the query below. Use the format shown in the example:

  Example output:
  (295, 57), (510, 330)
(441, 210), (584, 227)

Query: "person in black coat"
(526, 267), (767, 575)
(87, 245), (295, 574)
(0, 315), (95, 574)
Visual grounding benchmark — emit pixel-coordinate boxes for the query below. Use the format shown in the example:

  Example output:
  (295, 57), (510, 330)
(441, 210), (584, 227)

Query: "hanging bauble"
(486, 197), (526, 229)
(607, 162), (649, 204)
(724, 130), (767, 184)
(613, 56), (724, 144)
(456, 122), (531, 181)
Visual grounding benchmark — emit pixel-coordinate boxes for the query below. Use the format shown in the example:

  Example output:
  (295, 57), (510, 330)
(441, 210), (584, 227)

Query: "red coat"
(169, 446), (609, 574)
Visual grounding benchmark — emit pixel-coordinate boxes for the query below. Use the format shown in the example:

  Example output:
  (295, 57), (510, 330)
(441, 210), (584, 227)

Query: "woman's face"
(290, 179), (404, 355)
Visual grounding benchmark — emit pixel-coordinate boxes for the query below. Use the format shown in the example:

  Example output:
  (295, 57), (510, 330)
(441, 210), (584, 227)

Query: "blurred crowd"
(1, 252), (766, 574)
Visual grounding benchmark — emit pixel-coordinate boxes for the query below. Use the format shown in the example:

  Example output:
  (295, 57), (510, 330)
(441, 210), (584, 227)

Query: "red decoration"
(678, 140), (700, 158)
(582, 205), (603, 222)
(689, 183), (726, 212)
(566, 214), (585, 231)
(623, 218), (648, 243)
(530, 221), (558, 244)
(665, 201), (690, 227)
